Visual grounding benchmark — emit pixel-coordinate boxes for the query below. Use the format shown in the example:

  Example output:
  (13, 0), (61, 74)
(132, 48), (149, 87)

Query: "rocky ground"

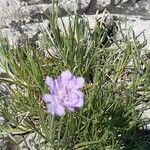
(0, 0), (150, 149)
(0, 0), (150, 48)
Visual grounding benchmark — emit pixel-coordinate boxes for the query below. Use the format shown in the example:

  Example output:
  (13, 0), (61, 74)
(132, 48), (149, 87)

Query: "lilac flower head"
(43, 70), (85, 116)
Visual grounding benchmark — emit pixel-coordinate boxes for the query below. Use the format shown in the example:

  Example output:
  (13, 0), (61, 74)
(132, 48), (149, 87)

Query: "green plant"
(0, 4), (150, 150)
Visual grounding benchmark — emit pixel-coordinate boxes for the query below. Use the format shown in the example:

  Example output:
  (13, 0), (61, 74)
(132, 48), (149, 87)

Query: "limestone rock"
(20, 20), (49, 39)
(1, 28), (23, 46)
(1, 20), (49, 47)
(115, 14), (150, 49)
(115, 0), (130, 5)
(121, 0), (130, 3)
(21, 0), (46, 5)
(21, 4), (52, 19)
(0, 0), (20, 27)
(136, 103), (150, 130)
(97, 0), (111, 7)
(58, 0), (91, 13)
(0, 0), (20, 19)
(87, 0), (111, 13)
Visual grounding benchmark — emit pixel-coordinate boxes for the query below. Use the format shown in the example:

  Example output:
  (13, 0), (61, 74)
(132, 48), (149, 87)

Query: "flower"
(43, 70), (85, 116)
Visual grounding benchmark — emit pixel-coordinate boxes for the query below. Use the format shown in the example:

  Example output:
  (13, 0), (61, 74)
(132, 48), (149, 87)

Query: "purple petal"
(74, 77), (85, 89)
(43, 94), (54, 103)
(68, 77), (76, 89)
(56, 76), (63, 88)
(53, 79), (61, 94)
(74, 98), (84, 107)
(64, 93), (78, 107)
(75, 91), (84, 99)
(61, 70), (72, 80)
(66, 106), (75, 112)
(43, 70), (85, 115)
(54, 104), (65, 116)
(47, 103), (55, 115)
(54, 79), (59, 88)
(45, 76), (54, 89)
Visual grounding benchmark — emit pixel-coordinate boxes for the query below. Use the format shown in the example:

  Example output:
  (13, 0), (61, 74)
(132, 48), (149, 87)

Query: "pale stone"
(97, 0), (110, 7)
(0, 0), (20, 19)
(1, 28), (22, 46)
(58, 0), (91, 12)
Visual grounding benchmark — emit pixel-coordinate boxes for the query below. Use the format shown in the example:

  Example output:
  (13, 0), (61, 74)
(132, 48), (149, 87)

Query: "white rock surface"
(58, 13), (150, 49)
(136, 103), (150, 130)
(0, 0), (150, 49)
(22, 0), (44, 5)
(128, 19), (150, 48)
(59, 0), (91, 12)
(97, 0), (110, 7)
(1, 28), (22, 46)
(0, 0), (20, 19)
(0, 0), (20, 27)
(115, 14), (150, 49)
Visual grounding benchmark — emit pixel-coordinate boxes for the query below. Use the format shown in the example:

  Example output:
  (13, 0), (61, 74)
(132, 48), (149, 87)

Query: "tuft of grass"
(0, 4), (150, 150)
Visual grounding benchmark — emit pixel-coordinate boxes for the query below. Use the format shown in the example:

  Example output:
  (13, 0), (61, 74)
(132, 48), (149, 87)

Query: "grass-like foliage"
(0, 4), (150, 150)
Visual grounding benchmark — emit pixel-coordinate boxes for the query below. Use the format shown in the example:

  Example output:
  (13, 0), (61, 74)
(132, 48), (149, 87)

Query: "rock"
(0, 19), (49, 47)
(86, 0), (111, 13)
(115, 0), (130, 5)
(21, 0), (45, 5)
(20, 20), (49, 39)
(58, 0), (91, 13)
(0, 0), (20, 19)
(0, 0), (20, 27)
(1, 9), (150, 51)
(114, 14), (150, 49)
(121, 0), (130, 3)
(115, 0), (121, 5)
(1, 0), (150, 48)
(21, 4), (52, 18)
(136, 103), (150, 130)
(96, 0), (111, 10)
(1, 28), (23, 46)
(58, 13), (150, 50)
